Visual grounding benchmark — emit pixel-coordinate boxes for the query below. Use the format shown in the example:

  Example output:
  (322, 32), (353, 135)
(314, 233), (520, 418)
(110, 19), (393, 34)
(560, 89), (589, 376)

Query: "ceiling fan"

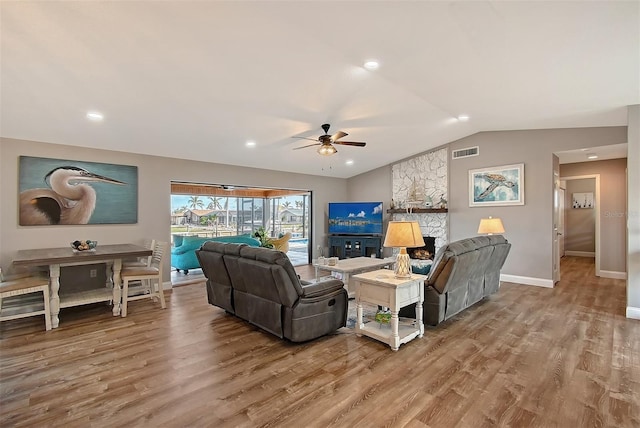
(293, 123), (366, 156)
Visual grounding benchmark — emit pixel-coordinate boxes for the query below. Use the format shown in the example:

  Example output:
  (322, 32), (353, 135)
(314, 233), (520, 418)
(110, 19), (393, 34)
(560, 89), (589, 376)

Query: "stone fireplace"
(390, 147), (449, 251)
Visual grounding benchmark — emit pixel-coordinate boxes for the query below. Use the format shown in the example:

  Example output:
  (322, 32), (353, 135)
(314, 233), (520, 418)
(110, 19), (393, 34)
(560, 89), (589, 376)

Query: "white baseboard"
(565, 251), (595, 257)
(627, 306), (640, 320)
(599, 270), (627, 280)
(163, 280), (173, 290)
(500, 274), (554, 288)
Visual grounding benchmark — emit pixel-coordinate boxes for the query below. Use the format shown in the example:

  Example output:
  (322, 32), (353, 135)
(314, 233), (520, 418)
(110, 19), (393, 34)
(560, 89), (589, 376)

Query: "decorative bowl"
(71, 240), (97, 252)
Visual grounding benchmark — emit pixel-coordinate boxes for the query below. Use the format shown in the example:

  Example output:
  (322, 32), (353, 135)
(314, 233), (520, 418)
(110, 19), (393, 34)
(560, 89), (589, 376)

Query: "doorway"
(558, 174), (601, 278)
(170, 182), (312, 266)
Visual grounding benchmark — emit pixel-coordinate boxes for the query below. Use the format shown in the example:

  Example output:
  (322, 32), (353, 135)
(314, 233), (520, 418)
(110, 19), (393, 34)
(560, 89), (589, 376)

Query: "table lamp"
(477, 216), (505, 235)
(383, 221), (425, 278)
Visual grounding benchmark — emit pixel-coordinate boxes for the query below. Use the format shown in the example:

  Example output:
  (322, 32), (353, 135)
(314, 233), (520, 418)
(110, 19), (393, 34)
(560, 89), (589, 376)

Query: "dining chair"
(120, 241), (168, 317)
(122, 239), (156, 268)
(0, 275), (52, 331)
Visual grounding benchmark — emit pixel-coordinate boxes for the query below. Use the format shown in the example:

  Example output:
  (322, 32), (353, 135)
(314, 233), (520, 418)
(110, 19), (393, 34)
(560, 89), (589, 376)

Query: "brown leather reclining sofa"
(196, 242), (348, 342)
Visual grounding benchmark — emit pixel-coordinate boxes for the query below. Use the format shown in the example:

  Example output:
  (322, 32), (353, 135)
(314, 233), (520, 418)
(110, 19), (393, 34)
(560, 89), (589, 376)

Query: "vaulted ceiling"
(2, 1), (638, 178)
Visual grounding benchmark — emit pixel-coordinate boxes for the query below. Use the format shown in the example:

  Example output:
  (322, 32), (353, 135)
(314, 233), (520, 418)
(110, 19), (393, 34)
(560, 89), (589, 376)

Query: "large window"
(170, 182), (311, 265)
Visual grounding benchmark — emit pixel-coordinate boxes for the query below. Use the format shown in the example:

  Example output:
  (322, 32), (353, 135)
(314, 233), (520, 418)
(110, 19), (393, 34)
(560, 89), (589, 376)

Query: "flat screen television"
(328, 202), (383, 236)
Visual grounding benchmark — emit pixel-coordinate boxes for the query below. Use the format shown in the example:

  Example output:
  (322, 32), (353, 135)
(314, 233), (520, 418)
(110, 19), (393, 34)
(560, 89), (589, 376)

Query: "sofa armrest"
(172, 237), (212, 254)
(171, 243), (198, 256)
(301, 279), (345, 298)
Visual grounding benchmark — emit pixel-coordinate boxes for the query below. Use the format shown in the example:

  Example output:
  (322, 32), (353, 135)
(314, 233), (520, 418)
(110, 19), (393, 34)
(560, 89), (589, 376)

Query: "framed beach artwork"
(469, 163), (524, 207)
(19, 156), (138, 226)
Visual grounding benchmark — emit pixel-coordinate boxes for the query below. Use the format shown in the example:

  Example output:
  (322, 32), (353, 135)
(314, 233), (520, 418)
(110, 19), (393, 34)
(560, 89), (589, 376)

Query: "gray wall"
(0, 138), (348, 281)
(561, 159), (628, 272)
(346, 164), (393, 257)
(3, 122), (634, 300)
(447, 127), (627, 282)
(347, 126), (628, 283)
(564, 178), (596, 253)
(628, 105), (640, 317)
(346, 164), (392, 204)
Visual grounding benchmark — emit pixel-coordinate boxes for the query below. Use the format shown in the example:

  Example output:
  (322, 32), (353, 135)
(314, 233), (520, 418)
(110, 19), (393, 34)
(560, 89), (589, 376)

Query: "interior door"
(558, 187), (565, 258)
(553, 160), (561, 283)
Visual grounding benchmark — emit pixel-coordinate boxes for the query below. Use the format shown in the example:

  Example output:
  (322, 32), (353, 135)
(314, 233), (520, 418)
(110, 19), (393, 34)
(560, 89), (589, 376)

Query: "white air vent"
(452, 146), (479, 159)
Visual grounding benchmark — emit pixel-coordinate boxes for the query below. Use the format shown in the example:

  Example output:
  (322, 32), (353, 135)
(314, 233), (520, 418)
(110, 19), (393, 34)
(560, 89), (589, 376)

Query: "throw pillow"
(412, 264), (432, 275)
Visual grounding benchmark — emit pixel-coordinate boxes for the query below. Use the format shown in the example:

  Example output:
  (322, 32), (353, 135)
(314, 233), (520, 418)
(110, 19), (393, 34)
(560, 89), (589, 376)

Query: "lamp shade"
(477, 216), (505, 235)
(384, 221), (424, 278)
(383, 221), (425, 248)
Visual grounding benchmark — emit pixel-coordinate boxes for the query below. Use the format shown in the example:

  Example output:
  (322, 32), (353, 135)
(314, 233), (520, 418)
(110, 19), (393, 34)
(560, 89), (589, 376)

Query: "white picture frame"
(469, 163), (524, 207)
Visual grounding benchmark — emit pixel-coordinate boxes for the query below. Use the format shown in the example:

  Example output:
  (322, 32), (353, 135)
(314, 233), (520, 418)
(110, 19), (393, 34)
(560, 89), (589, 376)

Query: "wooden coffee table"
(314, 256), (395, 298)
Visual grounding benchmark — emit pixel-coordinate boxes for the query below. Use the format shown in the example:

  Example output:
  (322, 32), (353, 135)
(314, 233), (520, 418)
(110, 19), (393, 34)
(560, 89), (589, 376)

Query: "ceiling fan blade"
(292, 136), (320, 142)
(293, 143), (321, 150)
(331, 131), (348, 141)
(333, 141), (366, 147)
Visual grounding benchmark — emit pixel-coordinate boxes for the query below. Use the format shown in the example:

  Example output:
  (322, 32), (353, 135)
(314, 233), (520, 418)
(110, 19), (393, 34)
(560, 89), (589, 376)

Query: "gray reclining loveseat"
(196, 242), (348, 342)
(400, 235), (511, 326)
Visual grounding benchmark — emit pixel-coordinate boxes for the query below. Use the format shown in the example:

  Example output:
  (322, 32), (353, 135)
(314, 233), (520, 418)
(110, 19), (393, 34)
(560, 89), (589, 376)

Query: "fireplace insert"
(407, 236), (436, 260)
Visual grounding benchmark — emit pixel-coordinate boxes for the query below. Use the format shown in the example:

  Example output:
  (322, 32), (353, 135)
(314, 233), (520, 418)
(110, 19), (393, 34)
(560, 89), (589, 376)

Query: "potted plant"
(253, 227), (274, 248)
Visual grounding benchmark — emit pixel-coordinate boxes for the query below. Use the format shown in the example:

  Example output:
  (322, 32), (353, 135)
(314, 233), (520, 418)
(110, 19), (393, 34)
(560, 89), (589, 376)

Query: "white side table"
(353, 269), (426, 351)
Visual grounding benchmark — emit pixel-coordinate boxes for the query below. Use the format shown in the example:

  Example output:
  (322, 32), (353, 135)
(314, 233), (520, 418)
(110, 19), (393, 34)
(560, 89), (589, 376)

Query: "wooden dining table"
(13, 243), (152, 328)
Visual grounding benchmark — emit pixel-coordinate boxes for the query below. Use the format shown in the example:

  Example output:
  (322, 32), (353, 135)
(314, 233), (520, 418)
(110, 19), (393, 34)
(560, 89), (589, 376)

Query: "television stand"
(328, 235), (382, 259)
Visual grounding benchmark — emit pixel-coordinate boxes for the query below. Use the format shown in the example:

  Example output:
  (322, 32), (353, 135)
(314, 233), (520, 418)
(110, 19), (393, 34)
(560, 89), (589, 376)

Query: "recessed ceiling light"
(587, 154), (598, 159)
(345, 160), (354, 165)
(245, 140), (256, 147)
(364, 60), (379, 70)
(86, 111), (104, 121)
(457, 114), (470, 122)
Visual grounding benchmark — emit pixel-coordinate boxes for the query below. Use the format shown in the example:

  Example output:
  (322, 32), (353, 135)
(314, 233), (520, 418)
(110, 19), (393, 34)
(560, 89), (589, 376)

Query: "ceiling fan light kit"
(293, 123), (367, 157)
(318, 145), (337, 156)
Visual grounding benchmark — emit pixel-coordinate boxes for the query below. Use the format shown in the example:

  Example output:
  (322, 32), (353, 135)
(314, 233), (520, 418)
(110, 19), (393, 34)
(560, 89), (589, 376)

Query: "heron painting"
(469, 163), (524, 207)
(19, 156), (138, 225)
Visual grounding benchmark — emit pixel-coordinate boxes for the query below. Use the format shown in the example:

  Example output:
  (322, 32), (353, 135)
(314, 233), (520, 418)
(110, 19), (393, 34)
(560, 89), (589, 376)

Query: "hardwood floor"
(1, 257), (638, 427)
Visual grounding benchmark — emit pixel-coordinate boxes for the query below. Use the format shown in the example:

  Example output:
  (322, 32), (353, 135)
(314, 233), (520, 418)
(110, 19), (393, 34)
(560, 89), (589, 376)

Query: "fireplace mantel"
(387, 208), (447, 214)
